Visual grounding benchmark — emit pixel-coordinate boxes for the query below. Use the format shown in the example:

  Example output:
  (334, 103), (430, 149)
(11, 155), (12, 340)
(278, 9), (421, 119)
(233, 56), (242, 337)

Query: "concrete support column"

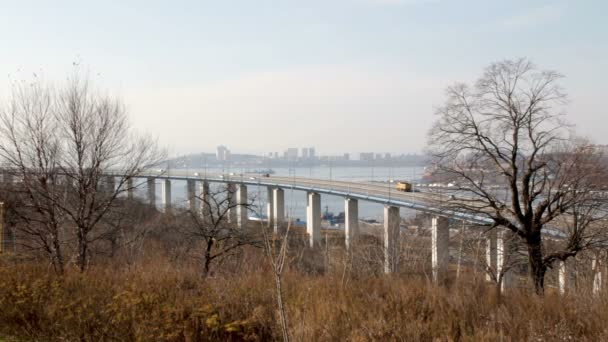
(558, 260), (569, 295)
(105, 175), (115, 194)
(237, 184), (248, 228)
(126, 178), (134, 200)
(266, 187), (274, 228)
(273, 188), (285, 234)
(486, 229), (497, 282)
(432, 216), (450, 284)
(383, 205), (400, 274)
(0, 202), (4, 254)
(186, 179), (197, 213)
(227, 183), (237, 223)
(200, 181), (210, 217)
(497, 230), (516, 292)
(592, 254), (603, 295)
(306, 192), (321, 247)
(3, 171), (13, 184)
(146, 177), (156, 208)
(161, 179), (171, 212)
(345, 198), (359, 250)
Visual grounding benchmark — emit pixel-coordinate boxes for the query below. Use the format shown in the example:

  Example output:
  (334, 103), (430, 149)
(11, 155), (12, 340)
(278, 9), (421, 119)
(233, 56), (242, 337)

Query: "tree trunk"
(51, 232), (64, 275)
(77, 226), (88, 272)
(275, 271), (290, 342)
(527, 234), (546, 295)
(202, 240), (213, 278)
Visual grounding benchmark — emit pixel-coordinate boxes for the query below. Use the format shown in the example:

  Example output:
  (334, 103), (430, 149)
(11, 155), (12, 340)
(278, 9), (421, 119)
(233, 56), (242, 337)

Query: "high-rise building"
(343, 153), (350, 161)
(301, 148), (309, 160)
(217, 145), (230, 161)
(286, 148), (298, 161)
(360, 152), (374, 161)
(385, 153), (391, 160)
(309, 147), (316, 160)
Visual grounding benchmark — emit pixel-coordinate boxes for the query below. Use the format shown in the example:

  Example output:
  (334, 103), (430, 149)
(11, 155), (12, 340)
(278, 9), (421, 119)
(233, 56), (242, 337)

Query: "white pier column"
(186, 179), (198, 213)
(227, 183), (237, 223)
(432, 216), (450, 284)
(558, 260), (569, 295)
(592, 254), (603, 296)
(161, 179), (171, 212)
(237, 184), (248, 228)
(266, 187), (274, 228)
(273, 188), (285, 234)
(105, 175), (115, 194)
(126, 177), (134, 200)
(345, 198), (359, 250)
(147, 177), (156, 208)
(497, 229), (515, 292)
(3, 170), (13, 184)
(306, 192), (321, 247)
(200, 181), (210, 217)
(383, 206), (400, 274)
(486, 229), (497, 282)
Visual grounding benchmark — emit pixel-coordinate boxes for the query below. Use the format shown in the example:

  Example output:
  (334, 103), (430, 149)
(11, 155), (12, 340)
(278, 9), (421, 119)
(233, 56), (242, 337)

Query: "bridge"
(1, 168), (595, 293)
(106, 169), (545, 289)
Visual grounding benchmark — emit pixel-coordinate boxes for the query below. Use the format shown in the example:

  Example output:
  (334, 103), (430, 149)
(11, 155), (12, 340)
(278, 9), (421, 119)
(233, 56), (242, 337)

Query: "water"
(140, 166), (425, 221)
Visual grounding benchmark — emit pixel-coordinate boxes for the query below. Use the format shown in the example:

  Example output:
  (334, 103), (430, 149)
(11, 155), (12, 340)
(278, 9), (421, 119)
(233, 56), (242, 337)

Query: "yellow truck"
(395, 181), (412, 192)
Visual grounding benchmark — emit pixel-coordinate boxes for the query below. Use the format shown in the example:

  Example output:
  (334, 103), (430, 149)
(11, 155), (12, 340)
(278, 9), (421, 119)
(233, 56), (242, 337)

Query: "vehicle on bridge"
(395, 181), (413, 192)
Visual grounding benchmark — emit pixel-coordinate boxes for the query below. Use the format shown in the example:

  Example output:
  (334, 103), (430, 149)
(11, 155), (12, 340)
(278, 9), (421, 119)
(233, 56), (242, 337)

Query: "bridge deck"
(134, 171), (494, 225)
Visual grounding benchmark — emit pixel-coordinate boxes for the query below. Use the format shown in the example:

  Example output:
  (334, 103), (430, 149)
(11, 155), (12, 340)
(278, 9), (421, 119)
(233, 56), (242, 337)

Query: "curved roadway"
(135, 170), (494, 225)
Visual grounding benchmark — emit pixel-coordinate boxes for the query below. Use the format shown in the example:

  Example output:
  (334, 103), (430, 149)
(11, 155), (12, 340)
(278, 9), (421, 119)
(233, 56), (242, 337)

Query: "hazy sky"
(1, 0), (606, 156)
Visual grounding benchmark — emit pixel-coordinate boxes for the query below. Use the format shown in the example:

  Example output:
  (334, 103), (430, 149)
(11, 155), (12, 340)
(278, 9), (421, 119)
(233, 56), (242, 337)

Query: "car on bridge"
(395, 181), (413, 192)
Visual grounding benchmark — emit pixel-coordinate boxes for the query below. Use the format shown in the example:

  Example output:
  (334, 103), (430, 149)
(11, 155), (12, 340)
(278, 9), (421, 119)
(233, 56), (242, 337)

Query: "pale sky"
(1, 0), (606, 156)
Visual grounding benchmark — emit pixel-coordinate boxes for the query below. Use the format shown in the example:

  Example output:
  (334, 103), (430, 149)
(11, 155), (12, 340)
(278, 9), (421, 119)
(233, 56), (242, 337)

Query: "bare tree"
(0, 82), (68, 273)
(427, 58), (608, 294)
(0, 73), (163, 273)
(262, 216), (291, 342)
(179, 184), (260, 277)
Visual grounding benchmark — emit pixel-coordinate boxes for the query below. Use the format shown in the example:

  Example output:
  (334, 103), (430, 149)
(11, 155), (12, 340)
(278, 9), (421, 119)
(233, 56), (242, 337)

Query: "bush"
(1, 248), (608, 341)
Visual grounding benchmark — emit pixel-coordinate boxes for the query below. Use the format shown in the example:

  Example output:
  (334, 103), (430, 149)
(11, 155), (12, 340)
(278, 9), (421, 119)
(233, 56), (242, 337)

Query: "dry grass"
(1, 243), (608, 342)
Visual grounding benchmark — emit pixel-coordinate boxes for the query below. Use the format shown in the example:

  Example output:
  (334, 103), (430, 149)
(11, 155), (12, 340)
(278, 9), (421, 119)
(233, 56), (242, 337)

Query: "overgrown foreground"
(1, 252), (607, 342)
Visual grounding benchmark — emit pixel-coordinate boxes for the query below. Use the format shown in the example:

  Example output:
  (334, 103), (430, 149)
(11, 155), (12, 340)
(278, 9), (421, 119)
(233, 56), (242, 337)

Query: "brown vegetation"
(1, 226), (608, 341)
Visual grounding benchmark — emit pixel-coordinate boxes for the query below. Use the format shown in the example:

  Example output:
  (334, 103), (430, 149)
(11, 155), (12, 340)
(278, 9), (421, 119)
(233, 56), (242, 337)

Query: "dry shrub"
(2, 242), (608, 341)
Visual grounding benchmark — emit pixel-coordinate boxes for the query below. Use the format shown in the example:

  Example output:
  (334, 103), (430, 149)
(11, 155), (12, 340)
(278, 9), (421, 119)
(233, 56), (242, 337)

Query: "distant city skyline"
(192, 145), (421, 161)
(1, 1), (607, 155)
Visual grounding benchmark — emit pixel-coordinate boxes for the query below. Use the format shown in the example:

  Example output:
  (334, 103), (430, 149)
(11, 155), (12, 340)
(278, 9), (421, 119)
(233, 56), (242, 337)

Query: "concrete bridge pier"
(486, 229), (497, 282)
(497, 229), (516, 292)
(162, 179), (171, 213)
(432, 216), (450, 284)
(186, 179), (198, 213)
(558, 260), (570, 295)
(345, 198), (358, 250)
(383, 205), (400, 274)
(273, 188), (285, 234)
(266, 187), (274, 228)
(2, 170), (11, 184)
(126, 177), (134, 200)
(592, 253), (605, 295)
(227, 183), (237, 223)
(485, 228), (516, 291)
(105, 175), (115, 193)
(306, 192), (321, 247)
(237, 184), (248, 228)
(146, 177), (156, 208)
(200, 181), (210, 217)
